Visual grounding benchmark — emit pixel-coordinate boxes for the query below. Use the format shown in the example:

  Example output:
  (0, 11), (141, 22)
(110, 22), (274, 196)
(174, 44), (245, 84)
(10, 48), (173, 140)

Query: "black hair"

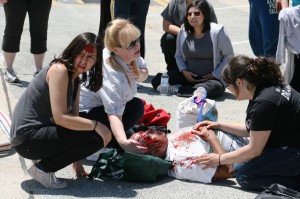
(184, 0), (211, 35)
(222, 55), (284, 88)
(51, 32), (103, 92)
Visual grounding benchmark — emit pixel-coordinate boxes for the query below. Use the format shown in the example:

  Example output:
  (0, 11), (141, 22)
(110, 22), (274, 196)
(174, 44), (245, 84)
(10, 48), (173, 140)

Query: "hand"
(127, 62), (140, 79)
(276, 0), (289, 12)
(95, 122), (112, 147)
(182, 70), (200, 84)
(120, 139), (148, 154)
(201, 73), (217, 81)
(197, 153), (219, 169)
(72, 161), (89, 178)
(193, 120), (218, 131)
(191, 126), (216, 142)
(0, 0), (8, 4)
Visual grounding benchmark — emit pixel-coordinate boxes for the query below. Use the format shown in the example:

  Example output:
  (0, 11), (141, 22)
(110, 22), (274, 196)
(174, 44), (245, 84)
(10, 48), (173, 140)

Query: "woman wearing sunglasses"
(159, 0), (233, 98)
(160, 0), (217, 72)
(79, 19), (149, 154)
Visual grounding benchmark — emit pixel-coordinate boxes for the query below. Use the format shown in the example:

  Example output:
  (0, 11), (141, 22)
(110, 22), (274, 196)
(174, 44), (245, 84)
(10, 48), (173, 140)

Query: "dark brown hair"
(222, 55), (284, 88)
(184, 0), (211, 35)
(51, 32), (103, 92)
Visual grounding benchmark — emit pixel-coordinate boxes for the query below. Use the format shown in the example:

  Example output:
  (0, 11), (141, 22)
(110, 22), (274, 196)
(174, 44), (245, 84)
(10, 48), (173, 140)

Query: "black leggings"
(80, 97), (144, 148)
(2, 0), (52, 53)
(14, 126), (103, 172)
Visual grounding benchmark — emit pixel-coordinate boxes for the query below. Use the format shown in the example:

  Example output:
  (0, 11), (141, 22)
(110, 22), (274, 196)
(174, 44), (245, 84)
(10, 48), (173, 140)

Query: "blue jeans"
(234, 146), (300, 191)
(248, 0), (279, 57)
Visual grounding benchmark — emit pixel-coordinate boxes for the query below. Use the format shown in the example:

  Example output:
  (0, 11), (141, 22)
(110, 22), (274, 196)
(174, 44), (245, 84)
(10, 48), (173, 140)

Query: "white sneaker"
(5, 68), (20, 83)
(157, 84), (181, 95)
(28, 164), (68, 189)
(33, 68), (42, 77)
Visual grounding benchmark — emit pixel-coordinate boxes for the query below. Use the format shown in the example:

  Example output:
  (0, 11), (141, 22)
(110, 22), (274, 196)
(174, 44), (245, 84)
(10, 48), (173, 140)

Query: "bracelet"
(93, 121), (97, 131)
(218, 154), (222, 166)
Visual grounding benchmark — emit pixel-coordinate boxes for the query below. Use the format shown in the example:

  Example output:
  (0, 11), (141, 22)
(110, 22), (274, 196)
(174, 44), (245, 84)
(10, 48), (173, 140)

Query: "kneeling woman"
(80, 19), (149, 154)
(196, 55), (300, 191)
(10, 33), (112, 189)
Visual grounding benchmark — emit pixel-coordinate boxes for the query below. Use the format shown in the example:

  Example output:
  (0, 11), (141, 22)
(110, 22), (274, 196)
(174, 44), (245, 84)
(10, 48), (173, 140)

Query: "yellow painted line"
(154, 0), (168, 7)
(52, 0), (57, 6)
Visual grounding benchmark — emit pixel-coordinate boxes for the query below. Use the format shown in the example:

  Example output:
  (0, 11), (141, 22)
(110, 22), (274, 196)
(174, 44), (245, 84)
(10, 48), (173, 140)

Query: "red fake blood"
(84, 44), (95, 53)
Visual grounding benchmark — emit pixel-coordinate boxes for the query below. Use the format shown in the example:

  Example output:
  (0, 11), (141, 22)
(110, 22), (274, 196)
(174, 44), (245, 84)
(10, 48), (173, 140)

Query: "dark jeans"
(2, 0), (52, 53)
(160, 32), (178, 71)
(14, 126), (103, 172)
(112, 0), (150, 58)
(151, 69), (225, 98)
(290, 54), (300, 92)
(234, 146), (300, 191)
(80, 97), (144, 148)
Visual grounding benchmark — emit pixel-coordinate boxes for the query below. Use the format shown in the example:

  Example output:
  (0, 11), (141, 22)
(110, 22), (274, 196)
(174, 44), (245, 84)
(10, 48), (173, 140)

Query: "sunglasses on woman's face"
(186, 10), (202, 18)
(125, 38), (141, 50)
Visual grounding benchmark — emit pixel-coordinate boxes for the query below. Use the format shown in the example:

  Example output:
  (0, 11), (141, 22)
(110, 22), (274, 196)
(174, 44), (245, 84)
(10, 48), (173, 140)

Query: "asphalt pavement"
(0, 0), (258, 198)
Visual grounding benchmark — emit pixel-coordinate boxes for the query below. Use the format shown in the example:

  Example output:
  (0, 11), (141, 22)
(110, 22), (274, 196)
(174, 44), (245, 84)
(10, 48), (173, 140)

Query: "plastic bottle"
(160, 72), (169, 95)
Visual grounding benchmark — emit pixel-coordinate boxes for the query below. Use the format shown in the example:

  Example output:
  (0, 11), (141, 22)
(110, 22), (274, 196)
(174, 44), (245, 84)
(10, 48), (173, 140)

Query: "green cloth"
(89, 148), (172, 182)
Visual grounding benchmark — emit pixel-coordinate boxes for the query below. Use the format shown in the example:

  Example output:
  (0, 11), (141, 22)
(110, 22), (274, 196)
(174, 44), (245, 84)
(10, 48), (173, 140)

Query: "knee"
(234, 164), (262, 191)
(132, 98), (144, 117)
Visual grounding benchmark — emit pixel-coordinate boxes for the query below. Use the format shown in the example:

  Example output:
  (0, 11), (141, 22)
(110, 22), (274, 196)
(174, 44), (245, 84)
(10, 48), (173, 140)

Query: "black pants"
(290, 54), (300, 93)
(14, 126), (103, 172)
(2, 0), (52, 53)
(160, 32), (178, 71)
(151, 69), (225, 98)
(98, 0), (112, 44)
(80, 97), (144, 148)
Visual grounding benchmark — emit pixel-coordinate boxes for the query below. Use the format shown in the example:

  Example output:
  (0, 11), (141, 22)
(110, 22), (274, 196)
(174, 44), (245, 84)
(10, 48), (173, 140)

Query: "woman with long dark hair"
(10, 32), (112, 189)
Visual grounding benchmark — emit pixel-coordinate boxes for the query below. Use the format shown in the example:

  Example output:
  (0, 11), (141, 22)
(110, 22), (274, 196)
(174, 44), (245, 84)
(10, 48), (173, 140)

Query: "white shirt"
(79, 48), (147, 115)
(165, 127), (249, 183)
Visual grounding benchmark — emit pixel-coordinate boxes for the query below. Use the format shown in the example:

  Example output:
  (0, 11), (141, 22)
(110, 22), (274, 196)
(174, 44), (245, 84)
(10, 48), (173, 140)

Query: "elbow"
(52, 115), (64, 126)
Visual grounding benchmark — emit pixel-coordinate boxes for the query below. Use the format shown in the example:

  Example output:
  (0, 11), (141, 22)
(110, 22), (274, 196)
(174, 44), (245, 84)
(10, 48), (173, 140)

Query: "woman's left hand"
(197, 153), (219, 169)
(72, 161), (89, 178)
(127, 63), (139, 79)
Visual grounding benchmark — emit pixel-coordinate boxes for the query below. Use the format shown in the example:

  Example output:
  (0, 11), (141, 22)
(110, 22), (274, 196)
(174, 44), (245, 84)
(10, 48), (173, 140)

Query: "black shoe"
(176, 86), (196, 97)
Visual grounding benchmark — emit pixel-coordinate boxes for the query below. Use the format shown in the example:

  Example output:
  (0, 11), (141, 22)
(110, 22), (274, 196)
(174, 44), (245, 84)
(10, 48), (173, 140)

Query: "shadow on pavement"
(21, 176), (174, 198)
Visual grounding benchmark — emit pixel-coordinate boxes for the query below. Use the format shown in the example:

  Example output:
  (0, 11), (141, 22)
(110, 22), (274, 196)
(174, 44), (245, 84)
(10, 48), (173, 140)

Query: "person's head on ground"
(184, 0), (211, 35)
(130, 128), (168, 159)
(52, 32), (103, 92)
(222, 55), (284, 100)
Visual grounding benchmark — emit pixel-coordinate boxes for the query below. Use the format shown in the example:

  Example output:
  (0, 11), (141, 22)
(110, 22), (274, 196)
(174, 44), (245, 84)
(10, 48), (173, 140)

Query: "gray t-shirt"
(182, 33), (214, 77)
(10, 64), (77, 146)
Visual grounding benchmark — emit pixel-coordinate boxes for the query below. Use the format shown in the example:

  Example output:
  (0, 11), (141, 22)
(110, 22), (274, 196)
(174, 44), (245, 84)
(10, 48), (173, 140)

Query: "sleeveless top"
(10, 64), (78, 146)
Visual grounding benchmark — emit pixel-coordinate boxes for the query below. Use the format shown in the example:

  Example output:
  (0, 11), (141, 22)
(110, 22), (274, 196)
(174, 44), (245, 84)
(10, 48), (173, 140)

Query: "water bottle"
(160, 72), (169, 95)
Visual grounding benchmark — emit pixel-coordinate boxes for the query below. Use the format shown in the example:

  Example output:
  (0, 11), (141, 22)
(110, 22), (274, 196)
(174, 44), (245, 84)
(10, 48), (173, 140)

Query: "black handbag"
(255, 184), (300, 199)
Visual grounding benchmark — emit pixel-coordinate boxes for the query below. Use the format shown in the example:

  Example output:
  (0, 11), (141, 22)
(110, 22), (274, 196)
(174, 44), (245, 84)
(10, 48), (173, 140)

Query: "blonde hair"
(104, 19), (141, 87)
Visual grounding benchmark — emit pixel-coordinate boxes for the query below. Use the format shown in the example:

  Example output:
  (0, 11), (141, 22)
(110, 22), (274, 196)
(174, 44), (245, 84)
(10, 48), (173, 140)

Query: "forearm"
(208, 137), (225, 155)
(216, 122), (248, 137)
(219, 145), (259, 165)
(108, 114), (127, 145)
(135, 68), (148, 83)
(55, 114), (96, 131)
(163, 19), (180, 35)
